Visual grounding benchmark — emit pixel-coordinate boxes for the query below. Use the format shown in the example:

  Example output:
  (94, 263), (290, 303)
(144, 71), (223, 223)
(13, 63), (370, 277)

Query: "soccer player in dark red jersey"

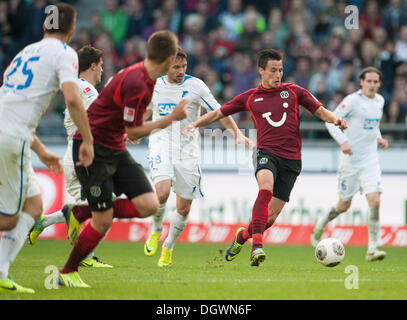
(58, 30), (188, 288)
(183, 49), (347, 266)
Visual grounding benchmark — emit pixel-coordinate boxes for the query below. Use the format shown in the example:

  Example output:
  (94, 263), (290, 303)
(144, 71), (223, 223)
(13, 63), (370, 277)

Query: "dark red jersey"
(74, 61), (155, 150)
(220, 83), (322, 160)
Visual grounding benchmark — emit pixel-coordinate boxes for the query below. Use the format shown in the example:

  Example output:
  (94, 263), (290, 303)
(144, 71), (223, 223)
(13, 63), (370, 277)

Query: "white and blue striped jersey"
(64, 78), (98, 141)
(148, 74), (221, 159)
(0, 37), (79, 141)
(326, 90), (384, 165)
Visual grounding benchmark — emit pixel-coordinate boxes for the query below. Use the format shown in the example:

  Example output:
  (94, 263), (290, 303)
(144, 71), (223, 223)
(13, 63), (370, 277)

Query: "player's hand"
(77, 141), (94, 167)
(334, 117), (347, 130)
(235, 131), (255, 150)
(340, 141), (353, 155)
(377, 138), (389, 149)
(38, 150), (63, 176)
(171, 99), (188, 121)
(181, 123), (196, 137)
(125, 133), (140, 145)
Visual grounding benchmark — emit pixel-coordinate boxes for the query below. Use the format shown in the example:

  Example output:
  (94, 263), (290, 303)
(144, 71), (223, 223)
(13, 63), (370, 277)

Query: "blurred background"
(1, 0), (407, 146)
(2, 0), (406, 243)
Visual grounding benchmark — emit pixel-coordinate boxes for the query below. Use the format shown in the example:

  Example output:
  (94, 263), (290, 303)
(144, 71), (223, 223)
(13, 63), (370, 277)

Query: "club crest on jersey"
(182, 90), (189, 98)
(280, 91), (289, 99)
(124, 106), (135, 121)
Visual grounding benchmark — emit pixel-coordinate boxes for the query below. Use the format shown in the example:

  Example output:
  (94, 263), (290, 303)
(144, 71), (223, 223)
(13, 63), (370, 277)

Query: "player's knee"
(157, 190), (170, 204)
(139, 200), (160, 218)
(368, 198), (380, 209)
(177, 206), (190, 217)
(0, 216), (18, 231)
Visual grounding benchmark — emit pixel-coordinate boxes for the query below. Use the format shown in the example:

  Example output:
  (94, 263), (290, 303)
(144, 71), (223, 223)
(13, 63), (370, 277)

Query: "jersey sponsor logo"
(124, 106), (136, 121)
(158, 103), (176, 116)
(262, 111), (287, 127)
(363, 118), (380, 130)
(280, 91), (289, 99)
(254, 97), (264, 102)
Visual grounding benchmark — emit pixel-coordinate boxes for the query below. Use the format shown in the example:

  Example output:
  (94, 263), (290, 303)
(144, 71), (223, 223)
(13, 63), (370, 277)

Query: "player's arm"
(31, 135), (63, 175)
(314, 106), (347, 129)
(219, 116), (254, 149)
(125, 99), (188, 140)
(61, 82), (94, 166)
(182, 109), (226, 136)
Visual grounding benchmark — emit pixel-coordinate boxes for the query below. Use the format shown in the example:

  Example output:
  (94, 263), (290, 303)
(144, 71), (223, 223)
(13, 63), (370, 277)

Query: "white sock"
(163, 212), (188, 250)
(153, 203), (166, 233)
(42, 210), (66, 228)
(315, 206), (341, 231)
(368, 207), (380, 252)
(0, 212), (35, 279)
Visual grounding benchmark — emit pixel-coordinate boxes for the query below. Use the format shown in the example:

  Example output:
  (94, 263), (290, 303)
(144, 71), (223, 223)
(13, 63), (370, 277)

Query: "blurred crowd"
(1, 0), (407, 140)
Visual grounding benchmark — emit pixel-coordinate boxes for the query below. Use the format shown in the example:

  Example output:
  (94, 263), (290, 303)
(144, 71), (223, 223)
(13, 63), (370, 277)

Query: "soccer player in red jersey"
(58, 30), (188, 288)
(183, 49), (347, 266)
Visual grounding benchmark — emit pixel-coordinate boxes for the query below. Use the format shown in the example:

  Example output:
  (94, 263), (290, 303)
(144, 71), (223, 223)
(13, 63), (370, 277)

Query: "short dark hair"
(175, 46), (187, 61)
(44, 3), (77, 35)
(359, 66), (382, 81)
(78, 45), (103, 74)
(257, 49), (283, 69)
(146, 30), (178, 63)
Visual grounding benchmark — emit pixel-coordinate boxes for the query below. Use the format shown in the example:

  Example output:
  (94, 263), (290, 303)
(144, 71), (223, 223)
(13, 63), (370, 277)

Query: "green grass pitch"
(2, 240), (407, 300)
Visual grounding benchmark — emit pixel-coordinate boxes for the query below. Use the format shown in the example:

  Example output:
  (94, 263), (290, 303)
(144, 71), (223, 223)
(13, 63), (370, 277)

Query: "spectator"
(382, 0), (407, 39)
(360, 0), (382, 39)
(141, 10), (169, 41)
(181, 13), (206, 54)
(101, 0), (128, 48)
(234, 6), (266, 53)
(218, 0), (244, 41)
(118, 38), (142, 69)
(22, 0), (47, 46)
(267, 7), (290, 50)
(161, 0), (182, 35)
(196, 0), (219, 33)
(395, 25), (407, 62)
(309, 57), (341, 97)
(124, 0), (151, 39)
(90, 11), (105, 41)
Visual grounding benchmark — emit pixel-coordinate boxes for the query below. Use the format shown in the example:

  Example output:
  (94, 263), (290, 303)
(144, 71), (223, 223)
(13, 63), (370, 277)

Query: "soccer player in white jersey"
(311, 67), (389, 261)
(0, 3), (94, 293)
(143, 47), (252, 267)
(27, 45), (111, 268)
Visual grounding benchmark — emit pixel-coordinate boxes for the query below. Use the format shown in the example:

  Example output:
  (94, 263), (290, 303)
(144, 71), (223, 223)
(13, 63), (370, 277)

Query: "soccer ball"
(315, 238), (345, 267)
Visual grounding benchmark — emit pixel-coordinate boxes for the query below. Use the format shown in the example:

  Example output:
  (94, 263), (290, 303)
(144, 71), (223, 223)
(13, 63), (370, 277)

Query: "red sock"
(72, 205), (92, 223)
(61, 224), (104, 273)
(251, 189), (272, 250)
(238, 220), (274, 244)
(72, 199), (141, 223)
(112, 199), (141, 219)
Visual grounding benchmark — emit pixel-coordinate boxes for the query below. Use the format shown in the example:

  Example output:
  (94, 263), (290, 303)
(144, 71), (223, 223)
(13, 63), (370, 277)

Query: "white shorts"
(0, 133), (41, 216)
(63, 140), (87, 205)
(337, 161), (383, 201)
(148, 151), (203, 200)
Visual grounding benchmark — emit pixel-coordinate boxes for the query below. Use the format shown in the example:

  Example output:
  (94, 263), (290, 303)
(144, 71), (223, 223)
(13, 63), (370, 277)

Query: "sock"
(61, 223), (104, 274)
(0, 212), (35, 279)
(72, 205), (92, 223)
(251, 189), (272, 250)
(368, 207), (380, 252)
(153, 203), (166, 233)
(315, 206), (341, 231)
(72, 199), (141, 223)
(237, 221), (273, 244)
(163, 212), (188, 250)
(42, 211), (65, 228)
(112, 199), (141, 219)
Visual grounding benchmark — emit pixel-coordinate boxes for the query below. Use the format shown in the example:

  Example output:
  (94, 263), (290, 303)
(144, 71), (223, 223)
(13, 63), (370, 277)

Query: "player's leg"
(311, 167), (357, 246)
(362, 164), (385, 261)
(0, 146), (39, 293)
(158, 195), (192, 267)
(236, 197), (286, 245)
(144, 179), (171, 257)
